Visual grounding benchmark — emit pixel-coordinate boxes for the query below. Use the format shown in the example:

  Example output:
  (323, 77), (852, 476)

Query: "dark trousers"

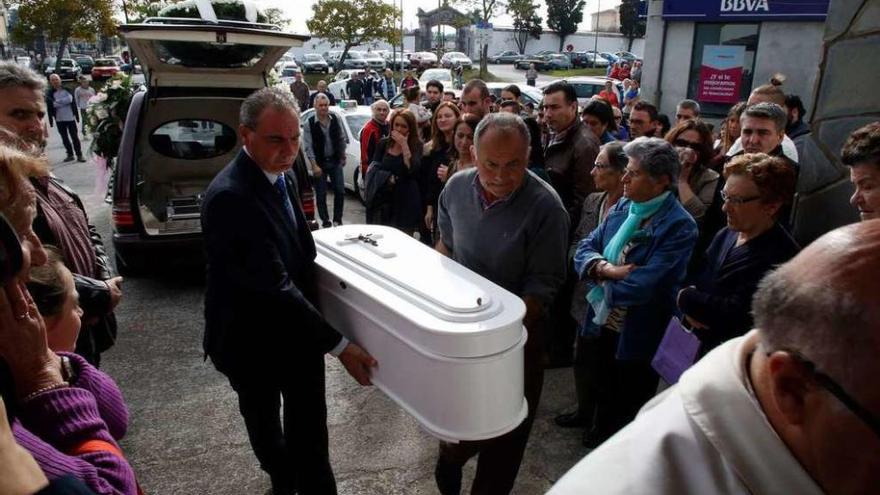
(569, 334), (601, 425)
(547, 267), (577, 365)
(436, 318), (546, 495)
(590, 328), (659, 440)
(228, 355), (336, 495)
(313, 163), (345, 224)
(57, 121), (82, 158)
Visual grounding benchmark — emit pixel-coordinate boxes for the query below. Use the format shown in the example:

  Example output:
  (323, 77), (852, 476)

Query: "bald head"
(754, 219), (880, 382)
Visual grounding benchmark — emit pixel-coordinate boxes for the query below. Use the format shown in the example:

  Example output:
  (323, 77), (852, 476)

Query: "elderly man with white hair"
(551, 219), (880, 495)
(359, 99), (390, 181)
(434, 112), (569, 494)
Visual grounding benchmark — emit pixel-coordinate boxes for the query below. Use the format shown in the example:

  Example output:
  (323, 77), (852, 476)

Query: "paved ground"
(43, 124), (592, 493)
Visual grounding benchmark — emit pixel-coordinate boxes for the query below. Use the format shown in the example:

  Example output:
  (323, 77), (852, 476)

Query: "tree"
(456, 0), (504, 78)
(262, 7), (290, 29)
(546, 0), (585, 53)
(10, 0), (116, 67)
(619, 0), (646, 52)
(307, 0), (400, 71)
(508, 0), (541, 55)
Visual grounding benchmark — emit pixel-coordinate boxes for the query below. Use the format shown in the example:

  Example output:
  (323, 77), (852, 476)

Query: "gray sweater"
(437, 168), (570, 304)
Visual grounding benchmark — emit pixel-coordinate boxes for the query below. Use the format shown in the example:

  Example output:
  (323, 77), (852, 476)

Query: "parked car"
(15, 55), (32, 68)
(539, 76), (624, 107)
(361, 51), (387, 71)
(487, 50), (524, 64)
(409, 51), (438, 70)
(340, 51), (369, 70)
(90, 58), (120, 80)
(45, 58), (81, 80)
(440, 51), (473, 70)
(565, 51), (591, 68)
(277, 62), (302, 85)
(485, 82), (543, 107)
(515, 53), (569, 71)
(300, 102), (372, 203)
(544, 54), (572, 70)
(299, 53), (329, 73)
(383, 52), (411, 70)
(613, 51), (641, 62)
(418, 68), (454, 88)
(74, 55), (94, 74)
(328, 69), (379, 101)
(584, 50), (611, 68)
(112, 20), (314, 274)
(515, 53), (552, 70)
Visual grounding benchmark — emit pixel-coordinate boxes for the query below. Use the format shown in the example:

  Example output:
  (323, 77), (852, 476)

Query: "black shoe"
(333, 219), (343, 226)
(76, 156), (86, 162)
(63, 155), (75, 162)
(582, 427), (612, 449)
(322, 220), (332, 228)
(434, 457), (462, 495)
(554, 411), (591, 428)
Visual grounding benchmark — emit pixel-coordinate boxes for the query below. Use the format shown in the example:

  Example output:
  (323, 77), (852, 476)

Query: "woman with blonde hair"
(0, 143), (139, 494)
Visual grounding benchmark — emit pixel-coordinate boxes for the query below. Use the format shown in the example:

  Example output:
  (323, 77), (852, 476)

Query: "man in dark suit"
(201, 87), (376, 495)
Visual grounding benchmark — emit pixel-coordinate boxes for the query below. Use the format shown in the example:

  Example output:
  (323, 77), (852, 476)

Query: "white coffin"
(312, 225), (528, 442)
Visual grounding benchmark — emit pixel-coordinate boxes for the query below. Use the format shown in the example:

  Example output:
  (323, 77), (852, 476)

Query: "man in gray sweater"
(434, 112), (569, 494)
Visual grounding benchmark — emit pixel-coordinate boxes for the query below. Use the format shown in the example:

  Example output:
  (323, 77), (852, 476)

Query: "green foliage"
(158, 0), (269, 23)
(508, 0), (542, 55)
(85, 72), (138, 161)
(261, 7), (290, 28)
(546, 0), (585, 52)
(619, 0), (646, 51)
(10, 0), (116, 63)
(307, 0), (400, 70)
(455, 0), (504, 78)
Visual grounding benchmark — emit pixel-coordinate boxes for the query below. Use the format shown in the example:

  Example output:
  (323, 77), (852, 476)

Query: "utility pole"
(593, 0), (600, 67)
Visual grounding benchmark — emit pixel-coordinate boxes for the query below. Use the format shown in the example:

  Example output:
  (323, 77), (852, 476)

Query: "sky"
(254, 0), (622, 35)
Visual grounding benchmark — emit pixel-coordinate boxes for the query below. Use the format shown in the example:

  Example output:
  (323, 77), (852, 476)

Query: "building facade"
(640, 0), (829, 118)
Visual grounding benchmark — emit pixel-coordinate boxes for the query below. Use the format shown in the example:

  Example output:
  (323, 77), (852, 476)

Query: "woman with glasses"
(555, 142), (627, 437)
(610, 106), (629, 142)
(665, 119), (721, 226)
(572, 137), (698, 447)
(678, 153), (799, 355)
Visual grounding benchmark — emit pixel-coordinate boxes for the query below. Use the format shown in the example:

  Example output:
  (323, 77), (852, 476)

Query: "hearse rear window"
(150, 120), (237, 160)
(151, 40), (269, 68)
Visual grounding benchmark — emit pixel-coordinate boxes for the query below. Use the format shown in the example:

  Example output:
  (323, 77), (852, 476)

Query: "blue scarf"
(587, 191), (671, 325)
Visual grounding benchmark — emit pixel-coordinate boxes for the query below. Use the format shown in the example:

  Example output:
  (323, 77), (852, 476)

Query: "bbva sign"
(720, 0), (769, 12)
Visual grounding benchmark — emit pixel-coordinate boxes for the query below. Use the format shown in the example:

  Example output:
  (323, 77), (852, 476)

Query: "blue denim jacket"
(574, 193), (697, 360)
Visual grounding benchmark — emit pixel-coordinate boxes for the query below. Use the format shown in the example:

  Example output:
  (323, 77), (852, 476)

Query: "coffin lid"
(314, 225), (526, 357)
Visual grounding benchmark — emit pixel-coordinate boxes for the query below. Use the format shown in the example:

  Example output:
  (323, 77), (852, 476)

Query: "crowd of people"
(1, 47), (879, 495)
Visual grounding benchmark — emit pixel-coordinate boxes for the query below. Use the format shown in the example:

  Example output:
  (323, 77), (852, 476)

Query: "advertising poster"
(697, 45), (746, 104)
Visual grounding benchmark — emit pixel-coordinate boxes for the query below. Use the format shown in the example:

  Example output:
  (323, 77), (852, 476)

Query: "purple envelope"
(651, 316), (701, 385)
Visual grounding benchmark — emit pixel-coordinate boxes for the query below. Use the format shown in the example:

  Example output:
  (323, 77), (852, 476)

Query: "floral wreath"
(84, 73), (137, 166)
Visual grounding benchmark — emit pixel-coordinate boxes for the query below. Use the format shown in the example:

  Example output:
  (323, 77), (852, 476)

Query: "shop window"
(687, 23), (760, 117)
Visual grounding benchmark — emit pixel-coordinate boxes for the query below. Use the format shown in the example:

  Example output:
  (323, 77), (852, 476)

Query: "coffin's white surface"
(313, 225), (528, 441)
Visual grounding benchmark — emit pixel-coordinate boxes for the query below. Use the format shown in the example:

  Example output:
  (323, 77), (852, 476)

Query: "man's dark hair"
(462, 79), (489, 99)
(633, 101), (659, 123)
(785, 94), (806, 121)
(444, 90), (456, 97)
(503, 84), (521, 99)
(658, 114), (671, 137)
(841, 122), (880, 168)
(426, 79), (444, 92)
(542, 81), (577, 105)
(582, 99), (616, 131)
(500, 100), (522, 113)
(742, 102), (787, 133)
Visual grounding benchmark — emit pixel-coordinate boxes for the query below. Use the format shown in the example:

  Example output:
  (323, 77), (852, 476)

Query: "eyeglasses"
(773, 349), (880, 440)
(720, 190), (761, 205)
(673, 139), (701, 152)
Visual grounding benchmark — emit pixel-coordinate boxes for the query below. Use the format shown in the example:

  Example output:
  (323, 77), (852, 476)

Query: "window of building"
(687, 23), (760, 117)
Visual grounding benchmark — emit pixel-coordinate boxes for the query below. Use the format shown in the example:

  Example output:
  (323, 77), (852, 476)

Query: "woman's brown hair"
(389, 109), (422, 154)
(449, 113), (482, 162)
(26, 246), (67, 317)
(721, 102), (748, 153)
(428, 101), (461, 153)
(665, 119), (715, 174)
(724, 153), (796, 208)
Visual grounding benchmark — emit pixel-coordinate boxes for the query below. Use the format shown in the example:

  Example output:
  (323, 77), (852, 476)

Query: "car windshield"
(347, 52), (365, 59)
(304, 54), (322, 61)
(94, 59), (116, 67)
(346, 114), (371, 140)
(282, 68), (298, 77)
(60, 60), (74, 67)
(571, 83), (602, 99)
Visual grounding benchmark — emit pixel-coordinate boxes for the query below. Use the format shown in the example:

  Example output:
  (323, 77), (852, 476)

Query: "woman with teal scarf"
(570, 137), (698, 448)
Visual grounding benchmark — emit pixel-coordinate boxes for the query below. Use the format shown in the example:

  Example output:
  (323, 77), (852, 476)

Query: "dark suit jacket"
(201, 150), (342, 377)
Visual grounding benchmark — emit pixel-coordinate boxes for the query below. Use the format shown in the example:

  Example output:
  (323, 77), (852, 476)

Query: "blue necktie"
(274, 175), (298, 230)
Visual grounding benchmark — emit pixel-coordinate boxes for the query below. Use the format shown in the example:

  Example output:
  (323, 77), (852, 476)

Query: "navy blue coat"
(574, 193), (698, 361)
(201, 150), (342, 377)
